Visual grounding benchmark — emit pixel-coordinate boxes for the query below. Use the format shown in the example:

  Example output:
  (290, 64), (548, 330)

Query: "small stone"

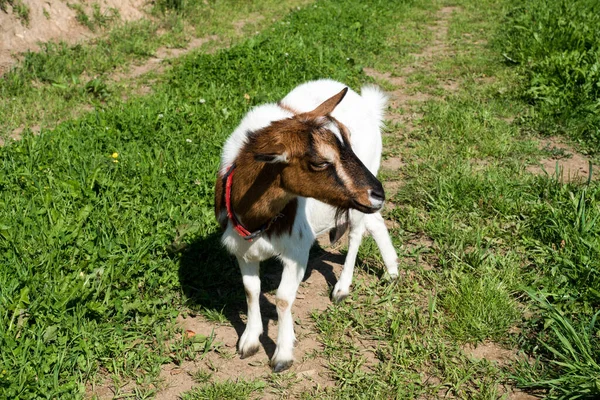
(185, 330), (196, 338)
(298, 369), (316, 378)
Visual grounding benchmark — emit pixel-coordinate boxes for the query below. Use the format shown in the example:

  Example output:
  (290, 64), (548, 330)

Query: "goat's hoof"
(383, 271), (399, 281)
(271, 359), (293, 373)
(239, 344), (260, 359)
(331, 289), (349, 303)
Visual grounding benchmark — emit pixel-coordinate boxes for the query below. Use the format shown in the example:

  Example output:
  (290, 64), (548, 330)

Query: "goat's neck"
(229, 157), (294, 233)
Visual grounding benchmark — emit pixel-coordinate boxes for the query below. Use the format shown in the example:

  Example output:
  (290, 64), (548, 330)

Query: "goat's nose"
(370, 186), (385, 202)
(368, 186), (385, 209)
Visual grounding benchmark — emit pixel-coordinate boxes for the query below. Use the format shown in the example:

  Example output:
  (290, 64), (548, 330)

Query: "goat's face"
(249, 88), (385, 214)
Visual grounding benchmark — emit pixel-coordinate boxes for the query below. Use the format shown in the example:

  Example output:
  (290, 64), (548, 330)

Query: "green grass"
(499, 0), (600, 154)
(514, 302), (600, 400)
(0, 0), (312, 141)
(1, 0), (599, 398)
(0, 0), (424, 397)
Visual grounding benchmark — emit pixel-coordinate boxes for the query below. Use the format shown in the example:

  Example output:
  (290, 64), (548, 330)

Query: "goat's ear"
(254, 151), (289, 164)
(308, 87), (348, 117)
(253, 138), (289, 164)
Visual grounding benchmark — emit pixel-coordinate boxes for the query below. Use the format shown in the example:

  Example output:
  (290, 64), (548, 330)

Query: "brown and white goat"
(214, 79), (399, 372)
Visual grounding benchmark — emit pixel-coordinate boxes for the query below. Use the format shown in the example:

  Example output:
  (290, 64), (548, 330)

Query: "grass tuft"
(515, 298), (600, 399)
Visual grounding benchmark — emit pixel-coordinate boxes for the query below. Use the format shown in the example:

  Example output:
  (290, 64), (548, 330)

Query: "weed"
(190, 368), (212, 384)
(66, 2), (119, 31)
(515, 299), (600, 399)
(153, 0), (188, 14)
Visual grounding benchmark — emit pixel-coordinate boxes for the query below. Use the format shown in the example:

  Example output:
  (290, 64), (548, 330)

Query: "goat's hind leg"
(365, 212), (399, 279)
(332, 213), (366, 303)
(331, 212), (399, 303)
(237, 258), (263, 358)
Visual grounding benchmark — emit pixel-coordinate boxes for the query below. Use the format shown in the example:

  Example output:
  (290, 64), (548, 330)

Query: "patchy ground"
(142, 6), (554, 398)
(527, 137), (595, 182)
(0, 0), (147, 75)
(1, 0), (308, 145)
(143, 6), (532, 399)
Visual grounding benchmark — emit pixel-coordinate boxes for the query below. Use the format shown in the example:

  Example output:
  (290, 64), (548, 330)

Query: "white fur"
(219, 79), (399, 371)
(220, 104), (293, 176)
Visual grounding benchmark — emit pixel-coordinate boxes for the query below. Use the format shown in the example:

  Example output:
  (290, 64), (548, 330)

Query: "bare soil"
(159, 250), (341, 400)
(527, 137), (594, 182)
(462, 341), (518, 367)
(0, 0), (147, 75)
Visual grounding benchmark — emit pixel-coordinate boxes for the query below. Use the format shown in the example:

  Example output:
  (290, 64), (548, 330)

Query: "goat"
(214, 79), (399, 372)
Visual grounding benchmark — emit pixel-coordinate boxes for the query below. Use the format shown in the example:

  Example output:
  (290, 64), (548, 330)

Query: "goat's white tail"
(360, 85), (388, 127)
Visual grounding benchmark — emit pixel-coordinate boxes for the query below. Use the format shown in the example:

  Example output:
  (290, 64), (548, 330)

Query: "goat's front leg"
(270, 253), (308, 372)
(237, 258), (263, 359)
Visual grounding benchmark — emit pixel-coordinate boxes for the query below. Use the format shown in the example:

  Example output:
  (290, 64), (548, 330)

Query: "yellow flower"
(111, 152), (119, 158)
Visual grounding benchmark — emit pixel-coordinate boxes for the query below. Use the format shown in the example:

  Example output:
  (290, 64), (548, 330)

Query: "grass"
(498, 0), (600, 154)
(0, 0), (312, 141)
(180, 378), (265, 400)
(514, 300), (600, 400)
(1, 0), (599, 398)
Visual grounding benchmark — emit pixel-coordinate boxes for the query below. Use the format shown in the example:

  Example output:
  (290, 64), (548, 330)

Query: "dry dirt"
(0, 0), (147, 75)
(527, 137), (594, 182)
(161, 249), (342, 400)
(463, 341), (518, 367)
(88, 242), (345, 399)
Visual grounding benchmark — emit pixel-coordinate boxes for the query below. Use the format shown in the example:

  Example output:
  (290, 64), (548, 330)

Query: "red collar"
(224, 164), (271, 241)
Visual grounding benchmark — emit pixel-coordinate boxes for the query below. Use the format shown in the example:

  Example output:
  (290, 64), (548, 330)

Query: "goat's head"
(245, 87), (385, 214)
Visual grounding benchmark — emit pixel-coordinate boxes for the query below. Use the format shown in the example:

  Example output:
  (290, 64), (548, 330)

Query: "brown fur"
(214, 172), (227, 230)
(266, 198), (298, 238)
(275, 298), (289, 312)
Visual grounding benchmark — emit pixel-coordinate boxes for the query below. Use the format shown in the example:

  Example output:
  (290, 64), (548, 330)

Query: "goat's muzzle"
(351, 180), (385, 214)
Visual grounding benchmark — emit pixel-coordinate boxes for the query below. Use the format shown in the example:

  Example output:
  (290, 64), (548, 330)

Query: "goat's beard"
(329, 208), (350, 244)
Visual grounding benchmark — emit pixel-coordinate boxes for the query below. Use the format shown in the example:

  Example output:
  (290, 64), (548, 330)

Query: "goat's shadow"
(177, 233), (343, 358)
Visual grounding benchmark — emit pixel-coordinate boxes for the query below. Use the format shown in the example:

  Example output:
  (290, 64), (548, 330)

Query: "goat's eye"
(309, 161), (331, 170)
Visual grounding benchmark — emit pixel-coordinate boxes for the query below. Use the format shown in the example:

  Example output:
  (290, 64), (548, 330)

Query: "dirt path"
(145, 6), (461, 400)
(88, 4), (558, 398)
(368, 7), (547, 400)
(157, 250), (342, 400)
(2, 2), (310, 145)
